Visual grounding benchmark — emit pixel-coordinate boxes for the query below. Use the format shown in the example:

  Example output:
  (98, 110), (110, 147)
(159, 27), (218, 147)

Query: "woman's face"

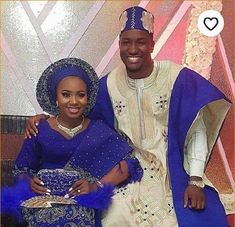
(56, 76), (88, 120)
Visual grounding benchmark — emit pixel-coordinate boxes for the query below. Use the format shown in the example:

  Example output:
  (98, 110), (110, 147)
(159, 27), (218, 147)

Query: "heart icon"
(198, 10), (224, 37)
(203, 17), (219, 31)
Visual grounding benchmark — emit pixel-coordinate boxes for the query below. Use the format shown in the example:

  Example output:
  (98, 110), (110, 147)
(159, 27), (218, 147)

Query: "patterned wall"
(1, 0), (234, 214)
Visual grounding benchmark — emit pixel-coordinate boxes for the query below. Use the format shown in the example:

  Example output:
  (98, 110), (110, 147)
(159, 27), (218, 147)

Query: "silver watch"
(188, 180), (205, 188)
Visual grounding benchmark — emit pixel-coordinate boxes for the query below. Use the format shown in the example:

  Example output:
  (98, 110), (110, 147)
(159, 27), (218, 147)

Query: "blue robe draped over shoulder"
(89, 67), (230, 227)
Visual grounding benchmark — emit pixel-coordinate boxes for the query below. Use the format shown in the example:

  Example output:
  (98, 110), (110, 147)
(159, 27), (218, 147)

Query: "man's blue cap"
(119, 6), (154, 34)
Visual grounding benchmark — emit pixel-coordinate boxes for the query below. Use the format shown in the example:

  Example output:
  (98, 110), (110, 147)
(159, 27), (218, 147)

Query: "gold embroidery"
(119, 11), (128, 31)
(21, 195), (76, 208)
(128, 196), (174, 226)
(141, 11), (154, 33)
(22, 205), (95, 226)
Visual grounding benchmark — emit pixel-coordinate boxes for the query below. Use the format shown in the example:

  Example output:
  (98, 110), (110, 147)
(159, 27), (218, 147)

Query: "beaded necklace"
(56, 115), (84, 137)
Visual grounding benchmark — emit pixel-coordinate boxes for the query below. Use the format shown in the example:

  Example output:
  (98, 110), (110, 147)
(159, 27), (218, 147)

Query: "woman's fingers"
(65, 179), (90, 198)
(30, 177), (50, 195)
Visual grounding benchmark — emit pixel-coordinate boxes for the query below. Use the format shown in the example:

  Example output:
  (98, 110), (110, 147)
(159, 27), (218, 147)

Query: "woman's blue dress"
(2, 119), (143, 227)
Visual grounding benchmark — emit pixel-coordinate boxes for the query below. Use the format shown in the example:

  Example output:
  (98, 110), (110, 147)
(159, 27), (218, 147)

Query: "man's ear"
(118, 34), (121, 47)
(150, 39), (155, 53)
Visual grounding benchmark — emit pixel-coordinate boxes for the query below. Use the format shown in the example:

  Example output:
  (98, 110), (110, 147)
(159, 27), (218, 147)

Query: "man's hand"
(24, 114), (48, 138)
(30, 176), (50, 195)
(183, 184), (206, 209)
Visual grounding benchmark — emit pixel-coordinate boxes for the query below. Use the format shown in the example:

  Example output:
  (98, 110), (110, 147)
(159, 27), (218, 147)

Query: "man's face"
(119, 29), (155, 79)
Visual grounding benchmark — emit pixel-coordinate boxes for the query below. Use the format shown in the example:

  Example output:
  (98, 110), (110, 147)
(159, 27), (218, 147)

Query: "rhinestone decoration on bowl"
(37, 169), (81, 196)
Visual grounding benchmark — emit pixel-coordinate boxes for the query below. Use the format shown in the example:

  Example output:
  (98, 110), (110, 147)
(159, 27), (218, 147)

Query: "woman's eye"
(62, 93), (70, 98)
(78, 93), (86, 98)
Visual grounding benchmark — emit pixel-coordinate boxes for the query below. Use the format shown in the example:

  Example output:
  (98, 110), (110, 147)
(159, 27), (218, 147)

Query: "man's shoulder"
(155, 60), (183, 85)
(107, 64), (125, 79)
(155, 60), (183, 71)
(98, 65), (123, 85)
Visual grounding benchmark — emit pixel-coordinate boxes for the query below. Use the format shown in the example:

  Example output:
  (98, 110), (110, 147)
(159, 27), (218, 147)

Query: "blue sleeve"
(124, 154), (143, 183)
(167, 68), (229, 227)
(89, 75), (115, 129)
(13, 136), (42, 177)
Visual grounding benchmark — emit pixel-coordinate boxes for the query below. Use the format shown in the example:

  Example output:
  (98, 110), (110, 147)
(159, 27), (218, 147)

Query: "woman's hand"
(24, 114), (48, 138)
(65, 179), (97, 198)
(183, 185), (206, 209)
(30, 176), (50, 195)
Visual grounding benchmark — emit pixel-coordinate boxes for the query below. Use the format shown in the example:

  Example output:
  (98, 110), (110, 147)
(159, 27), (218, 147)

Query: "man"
(26, 6), (230, 227)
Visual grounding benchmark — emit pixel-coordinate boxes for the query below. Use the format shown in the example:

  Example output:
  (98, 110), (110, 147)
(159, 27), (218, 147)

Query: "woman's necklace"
(56, 115), (84, 137)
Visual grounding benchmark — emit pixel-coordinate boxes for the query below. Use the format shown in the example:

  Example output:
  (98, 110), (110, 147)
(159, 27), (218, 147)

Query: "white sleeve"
(185, 111), (208, 177)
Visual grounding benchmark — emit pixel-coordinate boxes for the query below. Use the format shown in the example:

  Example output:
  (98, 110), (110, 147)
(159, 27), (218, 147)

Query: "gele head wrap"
(36, 58), (98, 116)
(119, 6), (154, 34)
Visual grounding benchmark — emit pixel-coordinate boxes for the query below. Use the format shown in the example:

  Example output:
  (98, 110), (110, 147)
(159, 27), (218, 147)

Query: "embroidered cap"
(36, 58), (98, 116)
(119, 6), (154, 34)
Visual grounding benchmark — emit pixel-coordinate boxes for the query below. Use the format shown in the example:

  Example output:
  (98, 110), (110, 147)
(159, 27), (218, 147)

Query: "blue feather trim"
(75, 184), (114, 209)
(1, 178), (35, 220)
(125, 158), (143, 182)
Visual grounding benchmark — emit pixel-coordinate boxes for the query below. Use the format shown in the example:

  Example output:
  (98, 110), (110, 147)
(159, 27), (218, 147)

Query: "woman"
(2, 58), (142, 227)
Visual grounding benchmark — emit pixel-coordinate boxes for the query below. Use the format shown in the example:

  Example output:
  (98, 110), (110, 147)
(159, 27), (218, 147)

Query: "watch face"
(198, 181), (204, 187)
(189, 180), (205, 188)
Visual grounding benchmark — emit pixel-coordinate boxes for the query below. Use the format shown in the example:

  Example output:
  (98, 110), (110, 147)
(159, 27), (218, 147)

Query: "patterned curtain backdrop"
(1, 0), (234, 222)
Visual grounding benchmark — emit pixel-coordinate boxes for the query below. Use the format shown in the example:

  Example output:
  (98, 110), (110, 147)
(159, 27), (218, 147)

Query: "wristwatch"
(188, 180), (205, 188)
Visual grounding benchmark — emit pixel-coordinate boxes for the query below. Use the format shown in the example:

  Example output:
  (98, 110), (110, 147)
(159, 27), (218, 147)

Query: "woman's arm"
(14, 135), (50, 195)
(14, 137), (41, 176)
(100, 160), (129, 185)
(68, 160), (129, 197)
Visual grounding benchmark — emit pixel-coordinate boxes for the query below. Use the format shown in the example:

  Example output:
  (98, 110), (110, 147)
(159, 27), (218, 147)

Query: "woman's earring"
(56, 101), (58, 107)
